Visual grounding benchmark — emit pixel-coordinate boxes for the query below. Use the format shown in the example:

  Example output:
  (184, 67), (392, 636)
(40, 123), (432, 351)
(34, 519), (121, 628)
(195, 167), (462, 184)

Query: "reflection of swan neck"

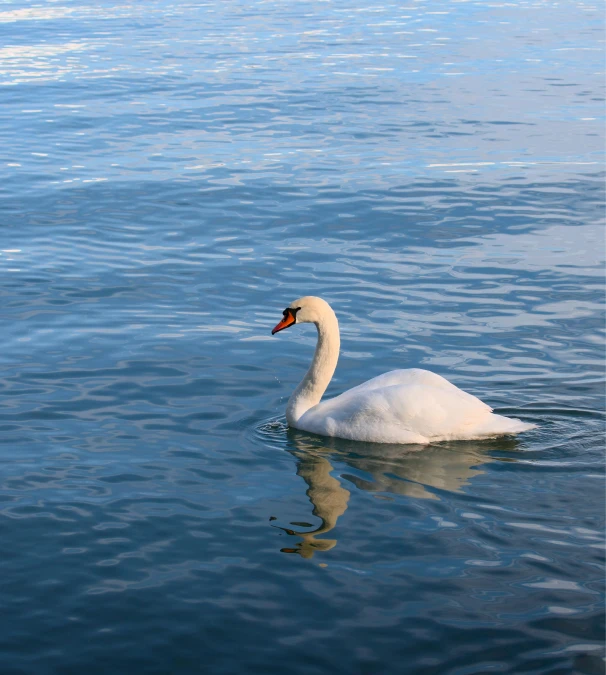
(286, 309), (340, 426)
(289, 452), (350, 559)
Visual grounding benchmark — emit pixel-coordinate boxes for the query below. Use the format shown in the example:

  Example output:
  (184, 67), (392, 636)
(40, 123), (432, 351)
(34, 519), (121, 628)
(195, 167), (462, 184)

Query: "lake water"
(1, 1), (604, 673)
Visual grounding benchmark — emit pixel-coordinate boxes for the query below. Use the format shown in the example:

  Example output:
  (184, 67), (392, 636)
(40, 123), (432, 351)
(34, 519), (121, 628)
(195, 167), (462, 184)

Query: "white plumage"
(271, 296), (536, 445)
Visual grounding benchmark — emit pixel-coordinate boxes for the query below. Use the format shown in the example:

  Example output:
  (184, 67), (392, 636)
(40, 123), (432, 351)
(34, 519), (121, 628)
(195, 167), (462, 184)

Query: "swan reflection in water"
(275, 430), (520, 559)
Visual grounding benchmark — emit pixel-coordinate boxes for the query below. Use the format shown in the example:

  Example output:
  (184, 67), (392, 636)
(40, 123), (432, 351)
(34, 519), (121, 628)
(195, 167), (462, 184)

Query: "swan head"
(271, 296), (334, 335)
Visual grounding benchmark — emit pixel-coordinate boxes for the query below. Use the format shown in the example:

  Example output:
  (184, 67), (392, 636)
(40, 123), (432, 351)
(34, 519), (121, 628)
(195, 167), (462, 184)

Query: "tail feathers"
(472, 413), (536, 438)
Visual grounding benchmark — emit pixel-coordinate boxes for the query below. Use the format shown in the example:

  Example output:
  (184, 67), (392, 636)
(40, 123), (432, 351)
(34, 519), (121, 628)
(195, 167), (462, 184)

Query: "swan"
(271, 296), (536, 444)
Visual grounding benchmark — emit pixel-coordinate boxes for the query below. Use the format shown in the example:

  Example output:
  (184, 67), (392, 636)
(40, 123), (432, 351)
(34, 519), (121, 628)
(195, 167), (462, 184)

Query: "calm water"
(1, 0), (604, 673)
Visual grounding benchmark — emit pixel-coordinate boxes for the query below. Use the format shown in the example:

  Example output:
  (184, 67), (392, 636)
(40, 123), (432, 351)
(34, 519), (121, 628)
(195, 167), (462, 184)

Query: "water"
(1, 0), (604, 672)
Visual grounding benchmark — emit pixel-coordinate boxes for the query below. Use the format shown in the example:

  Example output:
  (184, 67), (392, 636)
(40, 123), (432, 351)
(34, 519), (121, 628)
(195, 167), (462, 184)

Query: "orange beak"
(272, 309), (296, 335)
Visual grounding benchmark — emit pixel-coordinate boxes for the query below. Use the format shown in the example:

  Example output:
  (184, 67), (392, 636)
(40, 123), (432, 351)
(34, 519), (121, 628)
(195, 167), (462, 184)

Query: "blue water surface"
(1, 0), (604, 673)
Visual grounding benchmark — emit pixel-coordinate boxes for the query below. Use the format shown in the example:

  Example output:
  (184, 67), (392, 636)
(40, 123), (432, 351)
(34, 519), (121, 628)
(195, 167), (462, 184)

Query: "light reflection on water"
(0, 0), (604, 673)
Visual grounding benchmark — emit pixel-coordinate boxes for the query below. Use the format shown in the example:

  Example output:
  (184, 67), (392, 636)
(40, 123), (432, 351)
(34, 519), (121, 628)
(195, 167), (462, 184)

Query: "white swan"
(271, 296), (536, 444)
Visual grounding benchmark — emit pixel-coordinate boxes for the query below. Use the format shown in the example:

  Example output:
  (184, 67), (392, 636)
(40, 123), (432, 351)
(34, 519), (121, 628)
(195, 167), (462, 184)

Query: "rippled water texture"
(1, 1), (604, 673)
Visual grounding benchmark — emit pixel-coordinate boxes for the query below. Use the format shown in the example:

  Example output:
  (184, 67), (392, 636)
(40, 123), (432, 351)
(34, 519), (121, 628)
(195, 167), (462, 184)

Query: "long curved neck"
(286, 309), (340, 425)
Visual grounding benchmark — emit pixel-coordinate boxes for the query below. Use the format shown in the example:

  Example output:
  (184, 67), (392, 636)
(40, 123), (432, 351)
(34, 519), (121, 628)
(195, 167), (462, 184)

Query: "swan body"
(271, 296), (535, 445)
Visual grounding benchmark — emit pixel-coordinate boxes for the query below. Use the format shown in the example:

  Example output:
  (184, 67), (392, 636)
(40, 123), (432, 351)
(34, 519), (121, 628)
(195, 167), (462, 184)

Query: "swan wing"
(341, 369), (492, 413)
(297, 370), (496, 444)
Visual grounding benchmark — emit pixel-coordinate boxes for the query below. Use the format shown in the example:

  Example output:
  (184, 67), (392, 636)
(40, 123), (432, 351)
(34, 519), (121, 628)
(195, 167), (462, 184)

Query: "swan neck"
(286, 311), (340, 425)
